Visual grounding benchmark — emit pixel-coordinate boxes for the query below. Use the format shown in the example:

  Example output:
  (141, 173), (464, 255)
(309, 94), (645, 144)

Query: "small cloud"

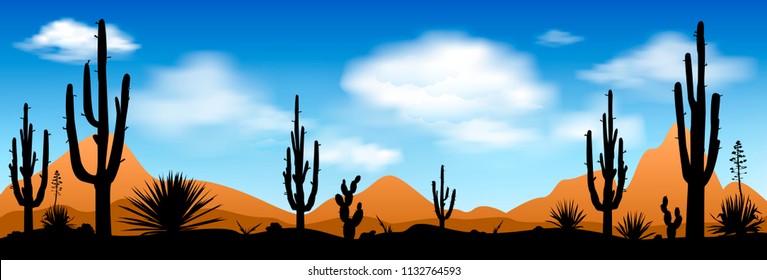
(14, 18), (140, 63)
(342, 31), (554, 150)
(132, 52), (291, 153)
(536, 29), (584, 47)
(577, 32), (755, 88)
(322, 138), (402, 172)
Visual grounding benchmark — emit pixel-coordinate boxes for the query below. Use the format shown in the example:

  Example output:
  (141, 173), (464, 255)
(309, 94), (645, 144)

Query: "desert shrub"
(546, 200), (586, 230)
(41, 205), (74, 230)
(119, 171), (223, 235)
(237, 221), (262, 235)
(616, 212), (654, 240)
(709, 194), (765, 236)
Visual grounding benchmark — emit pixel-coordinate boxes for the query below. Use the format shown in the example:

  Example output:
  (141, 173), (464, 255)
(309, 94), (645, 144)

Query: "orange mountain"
(0, 134), (293, 236)
(508, 124), (767, 236)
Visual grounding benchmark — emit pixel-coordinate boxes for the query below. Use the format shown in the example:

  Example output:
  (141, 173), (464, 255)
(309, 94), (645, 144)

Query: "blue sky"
(0, 0), (765, 213)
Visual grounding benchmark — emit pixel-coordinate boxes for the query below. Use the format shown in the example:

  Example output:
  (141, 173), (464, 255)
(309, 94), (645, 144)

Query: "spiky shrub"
(41, 205), (74, 230)
(547, 200), (586, 231)
(709, 194), (764, 236)
(236, 221), (261, 235)
(119, 172), (223, 235)
(493, 221), (504, 234)
(376, 215), (392, 234)
(616, 212), (654, 240)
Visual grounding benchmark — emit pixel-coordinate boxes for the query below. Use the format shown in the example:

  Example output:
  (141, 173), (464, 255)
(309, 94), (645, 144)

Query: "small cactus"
(431, 165), (456, 229)
(335, 176), (363, 240)
(660, 196), (682, 239)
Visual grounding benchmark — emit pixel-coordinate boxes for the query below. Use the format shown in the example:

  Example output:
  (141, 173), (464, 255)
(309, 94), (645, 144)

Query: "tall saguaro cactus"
(283, 95), (319, 230)
(431, 165), (456, 229)
(65, 19), (130, 238)
(673, 21), (721, 240)
(586, 90), (627, 237)
(335, 175), (363, 239)
(9, 103), (50, 233)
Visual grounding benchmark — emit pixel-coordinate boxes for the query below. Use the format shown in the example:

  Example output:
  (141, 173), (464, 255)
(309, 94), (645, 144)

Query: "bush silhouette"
(119, 172), (223, 235)
(708, 194), (764, 236)
(547, 199), (586, 231)
(616, 212), (654, 240)
(41, 205), (74, 231)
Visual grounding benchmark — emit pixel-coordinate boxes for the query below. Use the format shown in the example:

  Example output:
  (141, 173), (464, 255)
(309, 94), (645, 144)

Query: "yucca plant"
(119, 172), (223, 235)
(547, 199), (586, 230)
(236, 221), (262, 235)
(709, 194), (764, 236)
(41, 205), (74, 230)
(616, 212), (654, 240)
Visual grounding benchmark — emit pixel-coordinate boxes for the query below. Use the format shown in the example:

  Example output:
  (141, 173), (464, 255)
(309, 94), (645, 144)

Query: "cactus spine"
(65, 19), (130, 238)
(673, 21), (721, 239)
(432, 165), (456, 229)
(660, 196), (682, 239)
(283, 95), (319, 230)
(335, 175), (363, 239)
(9, 103), (49, 233)
(586, 90), (627, 237)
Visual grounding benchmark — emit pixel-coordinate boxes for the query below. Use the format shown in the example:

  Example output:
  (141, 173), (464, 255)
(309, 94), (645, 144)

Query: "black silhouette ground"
(1, 224), (765, 260)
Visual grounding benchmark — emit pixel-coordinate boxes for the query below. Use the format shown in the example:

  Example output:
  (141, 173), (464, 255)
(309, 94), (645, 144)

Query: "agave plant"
(616, 212), (654, 240)
(236, 221), (262, 235)
(547, 199), (586, 230)
(709, 194), (765, 236)
(119, 172), (223, 235)
(41, 205), (74, 230)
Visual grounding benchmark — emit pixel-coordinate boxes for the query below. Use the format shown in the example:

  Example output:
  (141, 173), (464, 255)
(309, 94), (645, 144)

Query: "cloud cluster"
(322, 138), (403, 172)
(342, 31), (554, 149)
(577, 32), (755, 88)
(132, 52), (290, 139)
(536, 29), (584, 47)
(14, 18), (140, 63)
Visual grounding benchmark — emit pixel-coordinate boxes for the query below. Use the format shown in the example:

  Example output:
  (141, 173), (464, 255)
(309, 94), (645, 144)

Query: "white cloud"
(132, 52), (290, 142)
(14, 18), (140, 63)
(577, 32), (755, 88)
(322, 138), (402, 172)
(537, 29), (584, 47)
(341, 31), (554, 150)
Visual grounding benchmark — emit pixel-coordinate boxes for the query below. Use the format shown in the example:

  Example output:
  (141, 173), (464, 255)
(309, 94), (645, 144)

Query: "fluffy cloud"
(14, 18), (140, 63)
(577, 32), (755, 88)
(132, 52), (290, 141)
(536, 29), (584, 47)
(322, 138), (402, 172)
(341, 31), (554, 149)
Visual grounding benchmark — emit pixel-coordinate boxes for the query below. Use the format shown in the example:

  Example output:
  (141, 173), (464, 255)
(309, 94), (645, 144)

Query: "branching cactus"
(586, 90), (627, 237)
(9, 103), (49, 233)
(660, 196), (683, 239)
(283, 95), (319, 230)
(64, 19), (130, 238)
(335, 175), (363, 240)
(432, 165), (456, 229)
(673, 21), (721, 239)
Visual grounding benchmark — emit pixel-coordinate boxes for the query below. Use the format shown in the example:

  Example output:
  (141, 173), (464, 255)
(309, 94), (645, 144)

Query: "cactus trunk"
(586, 90), (627, 238)
(283, 95), (320, 230)
(64, 19), (130, 238)
(673, 21), (721, 240)
(9, 103), (49, 233)
(432, 165), (456, 229)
